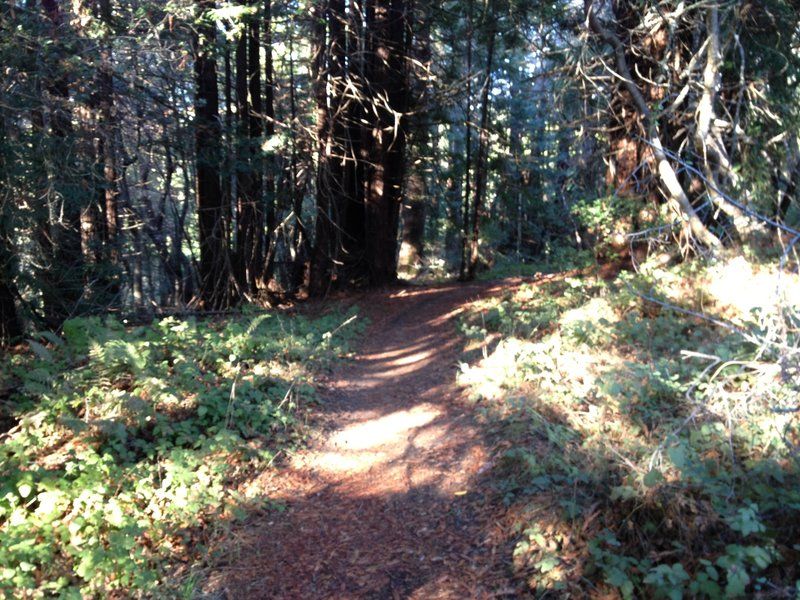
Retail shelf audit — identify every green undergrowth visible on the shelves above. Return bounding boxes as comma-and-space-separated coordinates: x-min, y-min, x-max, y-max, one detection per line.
459, 254, 800, 598
0, 306, 364, 598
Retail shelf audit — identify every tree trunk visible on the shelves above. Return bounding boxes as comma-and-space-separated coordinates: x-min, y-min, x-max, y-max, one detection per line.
234, 4, 263, 298
261, 0, 277, 286
467, 20, 496, 279
459, 0, 474, 281
37, 0, 85, 326
288, 28, 308, 292
363, 0, 408, 286
309, 0, 409, 294
0, 281, 22, 346
98, 0, 119, 271
194, 0, 232, 309
0, 206, 22, 344
399, 4, 431, 275
310, 0, 345, 296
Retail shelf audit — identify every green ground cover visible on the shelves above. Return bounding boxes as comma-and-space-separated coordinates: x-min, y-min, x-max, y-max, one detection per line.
461, 254, 800, 598
0, 306, 363, 598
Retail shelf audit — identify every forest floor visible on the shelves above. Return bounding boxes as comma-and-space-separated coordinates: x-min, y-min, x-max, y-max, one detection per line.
200, 279, 526, 599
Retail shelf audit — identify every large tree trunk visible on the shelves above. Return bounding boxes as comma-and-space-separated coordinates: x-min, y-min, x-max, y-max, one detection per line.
309, 0, 340, 297
459, 0, 474, 281
398, 4, 432, 276
288, 28, 308, 292
234, 2, 264, 298
310, 0, 355, 295
309, 0, 409, 294
261, 0, 277, 286
37, 0, 86, 326
337, 1, 367, 286
363, 0, 408, 285
0, 203, 22, 344
98, 0, 119, 270
467, 19, 495, 280
194, 0, 232, 309
0, 280, 22, 346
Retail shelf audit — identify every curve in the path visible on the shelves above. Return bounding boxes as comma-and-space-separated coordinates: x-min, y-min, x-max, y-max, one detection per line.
202, 281, 521, 600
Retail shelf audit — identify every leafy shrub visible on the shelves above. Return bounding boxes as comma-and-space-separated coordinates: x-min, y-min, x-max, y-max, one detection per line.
0, 305, 363, 598
459, 259, 800, 598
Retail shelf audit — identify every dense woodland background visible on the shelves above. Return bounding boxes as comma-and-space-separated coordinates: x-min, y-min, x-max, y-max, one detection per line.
2, 1, 800, 598
1, 0, 797, 339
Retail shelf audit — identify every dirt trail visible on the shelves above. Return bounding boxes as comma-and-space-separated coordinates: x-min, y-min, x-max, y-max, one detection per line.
202, 281, 522, 599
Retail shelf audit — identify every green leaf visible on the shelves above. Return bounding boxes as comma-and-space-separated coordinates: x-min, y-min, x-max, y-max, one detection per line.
37, 331, 65, 348
667, 445, 686, 470
643, 469, 664, 488
27, 339, 53, 363
727, 505, 765, 537
535, 555, 560, 573
35, 490, 66, 523
724, 564, 750, 597
606, 566, 630, 587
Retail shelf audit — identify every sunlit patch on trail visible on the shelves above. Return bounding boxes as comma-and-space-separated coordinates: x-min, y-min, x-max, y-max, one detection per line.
364, 345, 435, 366
282, 402, 491, 498
362, 339, 434, 361
329, 405, 438, 450
301, 404, 439, 476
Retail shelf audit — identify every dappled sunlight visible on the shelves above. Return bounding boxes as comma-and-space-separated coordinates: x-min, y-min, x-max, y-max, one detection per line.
388, 284, 463, 300
207, 282, 514, 598
706, 254, 800, 319
328, 404, 438, 451
282, 403, 487, 498
558, 296, 619, 331
361, 337, 436, 361
458, 330, 624, 409
453, 265, 800, 597
362, 345, 437, 369
458, 337, 531, 400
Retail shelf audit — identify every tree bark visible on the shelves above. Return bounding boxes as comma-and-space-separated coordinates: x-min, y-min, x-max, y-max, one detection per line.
459, 0, 474, 281
261, 0, 276, 287
37, 0, 85, 326
0, 171, 22, 343
364, 0, 408, 285
585, 0, 722, 251
288, 28, 308, 291
310, 0, 410, 294
467, 19, 496, 279
234, 2, 264, 297
194, 0, 232, 309
309, 0, 340, 297
98, 0, 119, 270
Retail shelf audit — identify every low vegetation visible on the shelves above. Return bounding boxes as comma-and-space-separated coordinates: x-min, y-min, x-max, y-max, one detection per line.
460, 253, 800, 598
3, 247, 799, 599
0, 307, 363, 598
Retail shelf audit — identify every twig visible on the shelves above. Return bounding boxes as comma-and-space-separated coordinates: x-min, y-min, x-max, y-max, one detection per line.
626, 282, 749, 338
639, 138, 800, 238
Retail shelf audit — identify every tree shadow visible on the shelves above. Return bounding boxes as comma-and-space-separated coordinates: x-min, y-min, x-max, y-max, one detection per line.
454, 277, 800, 597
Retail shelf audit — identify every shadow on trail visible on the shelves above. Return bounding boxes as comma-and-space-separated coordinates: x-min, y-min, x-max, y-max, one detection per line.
199, 281, 519, 599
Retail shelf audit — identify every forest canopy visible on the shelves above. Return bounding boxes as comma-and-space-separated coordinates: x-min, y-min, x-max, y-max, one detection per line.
1, 0, 799, 335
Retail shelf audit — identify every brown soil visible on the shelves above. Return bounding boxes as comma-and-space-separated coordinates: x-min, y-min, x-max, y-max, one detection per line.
201, 280, 528, 599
